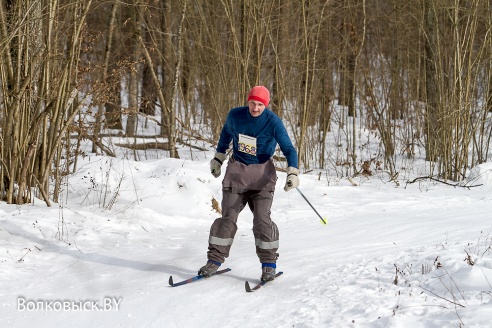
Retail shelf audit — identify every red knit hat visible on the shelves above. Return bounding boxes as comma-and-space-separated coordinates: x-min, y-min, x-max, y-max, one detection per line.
247, 86, 270, 106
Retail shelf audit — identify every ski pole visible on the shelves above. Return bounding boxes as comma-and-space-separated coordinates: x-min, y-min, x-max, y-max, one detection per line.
296, 187, 327, 225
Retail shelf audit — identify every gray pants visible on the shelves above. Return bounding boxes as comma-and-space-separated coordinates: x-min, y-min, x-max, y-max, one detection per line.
207, 188, 279, 264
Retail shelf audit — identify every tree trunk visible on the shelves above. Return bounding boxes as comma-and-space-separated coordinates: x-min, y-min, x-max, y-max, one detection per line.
423, 0, 438, 163
125, 0, 142, 137
93, 0, 119, 152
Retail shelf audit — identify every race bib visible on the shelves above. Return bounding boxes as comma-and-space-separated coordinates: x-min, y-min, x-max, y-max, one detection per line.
238, 134, 257, 156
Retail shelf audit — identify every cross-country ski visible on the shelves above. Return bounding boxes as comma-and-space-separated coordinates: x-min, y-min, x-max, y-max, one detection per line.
169, 268, 231, 287
245, 271, 284, 292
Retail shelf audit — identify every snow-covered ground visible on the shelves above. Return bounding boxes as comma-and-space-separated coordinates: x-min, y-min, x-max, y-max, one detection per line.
1, 154, 491, 328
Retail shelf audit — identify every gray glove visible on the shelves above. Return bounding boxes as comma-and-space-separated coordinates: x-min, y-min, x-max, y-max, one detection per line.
284, 166, 300, 191
210, 152, 227, 178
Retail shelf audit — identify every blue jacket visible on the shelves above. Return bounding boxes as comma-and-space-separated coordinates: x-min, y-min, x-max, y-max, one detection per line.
216, 106, 298, 168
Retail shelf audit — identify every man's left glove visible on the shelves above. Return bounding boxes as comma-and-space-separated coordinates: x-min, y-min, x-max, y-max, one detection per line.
210, 152, 227, 178
284, 166, 299, 191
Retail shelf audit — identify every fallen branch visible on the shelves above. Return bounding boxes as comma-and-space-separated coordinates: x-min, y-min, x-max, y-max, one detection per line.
406, 176, 482, 189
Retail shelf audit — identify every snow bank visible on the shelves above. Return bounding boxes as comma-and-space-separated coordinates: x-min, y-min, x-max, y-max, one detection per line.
466, 162, 492, 187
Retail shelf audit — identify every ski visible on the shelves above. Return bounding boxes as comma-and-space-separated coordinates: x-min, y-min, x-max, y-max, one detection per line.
169, 268, 231, 287
245, 271, 283, 292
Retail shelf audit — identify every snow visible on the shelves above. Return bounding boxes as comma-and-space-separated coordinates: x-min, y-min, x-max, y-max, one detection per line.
1, 153, 492, 328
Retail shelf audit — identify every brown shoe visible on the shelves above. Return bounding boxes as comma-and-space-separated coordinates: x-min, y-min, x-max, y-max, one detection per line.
261, 266, 276, 282
198, 260, 220, 277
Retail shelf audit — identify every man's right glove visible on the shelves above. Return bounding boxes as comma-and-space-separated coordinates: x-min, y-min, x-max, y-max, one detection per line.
210, 152, 227, 178
284, 166, 300, 191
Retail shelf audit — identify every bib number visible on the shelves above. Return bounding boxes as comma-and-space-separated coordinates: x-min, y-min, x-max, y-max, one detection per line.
238, 134, 257, 156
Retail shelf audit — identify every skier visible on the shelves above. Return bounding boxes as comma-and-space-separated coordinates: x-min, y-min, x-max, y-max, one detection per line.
198, 86, 299, 282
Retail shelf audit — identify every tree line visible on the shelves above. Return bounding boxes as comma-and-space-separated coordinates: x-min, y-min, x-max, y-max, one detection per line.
1, 0, 491, 205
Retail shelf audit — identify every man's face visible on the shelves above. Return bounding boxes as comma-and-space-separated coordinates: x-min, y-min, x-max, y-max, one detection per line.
248, 100, 266, 117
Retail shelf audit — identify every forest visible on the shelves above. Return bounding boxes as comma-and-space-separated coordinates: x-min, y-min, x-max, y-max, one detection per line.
1, 0, 491, 206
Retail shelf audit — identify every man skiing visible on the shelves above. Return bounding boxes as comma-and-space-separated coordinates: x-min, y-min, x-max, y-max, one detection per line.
198, 86, 299, 282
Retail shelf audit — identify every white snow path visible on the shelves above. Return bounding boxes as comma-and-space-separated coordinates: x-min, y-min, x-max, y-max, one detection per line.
1, 158, 491, 328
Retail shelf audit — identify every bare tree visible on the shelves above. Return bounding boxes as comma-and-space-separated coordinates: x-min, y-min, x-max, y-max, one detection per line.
0, 0, 93, 205
2, 0, 492, 208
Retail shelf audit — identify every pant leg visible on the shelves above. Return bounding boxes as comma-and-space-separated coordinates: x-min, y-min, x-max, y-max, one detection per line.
247, 190, 279, 264
207, 189, 247, 263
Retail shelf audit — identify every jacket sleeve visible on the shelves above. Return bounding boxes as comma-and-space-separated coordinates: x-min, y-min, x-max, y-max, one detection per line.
216, 113, 233, 154
274, 121, 298, 168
